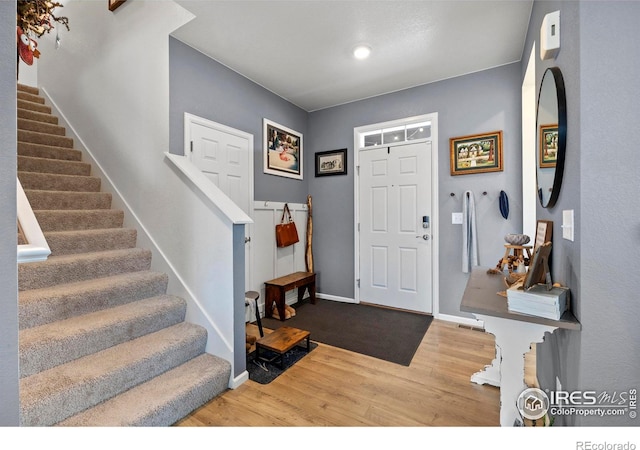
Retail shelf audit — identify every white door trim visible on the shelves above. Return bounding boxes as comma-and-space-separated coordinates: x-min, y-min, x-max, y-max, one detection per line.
353, 113, 439, 317
184, 112, 255, 289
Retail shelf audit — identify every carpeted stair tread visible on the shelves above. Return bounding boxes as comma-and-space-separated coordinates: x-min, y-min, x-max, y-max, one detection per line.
18, 108, 59, 125
25, 189, 112, 210
18, 248, 152, 291
58, 353, 231, 427
45, 228, 137, 256
19, 141, 82, 161
18, 171, 101, 192
19, 322, 208, 426
20, 295, 187, 378
17, 91, 45, 104
34, 209, 124, 231
17, 99, 51, 115
18, 83, 39, 95
18, 129, 74, 148
18, 155, 91, 176
19, 270, 169, 330
18, 117, 66, 136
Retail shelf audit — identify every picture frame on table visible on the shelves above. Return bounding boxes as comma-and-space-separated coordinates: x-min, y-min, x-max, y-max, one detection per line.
263, 119, 303, 180
315, 149, 347, 177
450, 130, 503, 176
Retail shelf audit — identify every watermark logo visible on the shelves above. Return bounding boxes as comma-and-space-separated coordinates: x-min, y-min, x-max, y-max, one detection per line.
517, 387, 550, 420
518, 387, 637, 420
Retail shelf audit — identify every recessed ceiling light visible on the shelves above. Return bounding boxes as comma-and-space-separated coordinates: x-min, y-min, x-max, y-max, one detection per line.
353, 45, 371, 60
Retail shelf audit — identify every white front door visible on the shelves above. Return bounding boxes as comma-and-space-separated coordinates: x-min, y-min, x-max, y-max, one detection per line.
359, 142, 433, 313
185, 114, 254, 289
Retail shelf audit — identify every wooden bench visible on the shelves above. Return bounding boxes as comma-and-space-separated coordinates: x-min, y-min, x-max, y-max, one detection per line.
264, 271, 316, 321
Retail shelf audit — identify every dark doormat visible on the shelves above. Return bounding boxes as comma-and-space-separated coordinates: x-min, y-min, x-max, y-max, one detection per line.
247, 342, 318, 384
261, 299, 433, 366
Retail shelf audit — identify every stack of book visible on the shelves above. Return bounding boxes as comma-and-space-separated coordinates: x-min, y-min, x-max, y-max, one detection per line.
507, 283, 569, 320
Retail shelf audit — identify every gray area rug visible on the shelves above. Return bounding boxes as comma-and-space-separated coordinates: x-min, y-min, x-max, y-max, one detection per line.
261, 299, 432, 366
247, 342, 318, 384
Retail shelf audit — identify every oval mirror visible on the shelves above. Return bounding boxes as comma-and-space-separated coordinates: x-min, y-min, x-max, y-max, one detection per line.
536, 67, 566, 208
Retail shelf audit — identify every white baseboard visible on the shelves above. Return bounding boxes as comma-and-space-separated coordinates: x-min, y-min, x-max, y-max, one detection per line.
316, 293, 357, 304
230, 370, 248, 389
436, 313, 484, 329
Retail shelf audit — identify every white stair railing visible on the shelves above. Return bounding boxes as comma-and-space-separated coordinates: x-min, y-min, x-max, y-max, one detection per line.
17, 178, 51, 263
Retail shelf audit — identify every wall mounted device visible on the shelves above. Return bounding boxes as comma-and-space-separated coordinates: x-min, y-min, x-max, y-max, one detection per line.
540, 10, 560, 60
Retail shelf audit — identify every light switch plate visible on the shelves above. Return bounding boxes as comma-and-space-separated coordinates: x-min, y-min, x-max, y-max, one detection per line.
562, 209, 574, 241
452, 212, 463, 224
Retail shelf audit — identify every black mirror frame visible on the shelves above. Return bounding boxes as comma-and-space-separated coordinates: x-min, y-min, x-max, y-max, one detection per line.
536, 67, 567, 209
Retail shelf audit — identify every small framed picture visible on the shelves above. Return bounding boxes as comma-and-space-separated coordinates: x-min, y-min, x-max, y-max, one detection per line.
450, 130, 503, 176
539, 124, 558, 168
108, 0, 126, 11
264, 119, 303, 180
315, 149, 347, 177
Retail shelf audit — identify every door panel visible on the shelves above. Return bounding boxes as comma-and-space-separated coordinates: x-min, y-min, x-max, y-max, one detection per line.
186, 116, 253, 290
359, 142, 432, 313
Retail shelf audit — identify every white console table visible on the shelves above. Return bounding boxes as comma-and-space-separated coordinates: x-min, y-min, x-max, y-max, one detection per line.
460, 267, 581, 426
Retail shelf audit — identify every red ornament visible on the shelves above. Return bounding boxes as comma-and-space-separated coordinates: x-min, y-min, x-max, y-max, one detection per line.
17, 27, 40, 66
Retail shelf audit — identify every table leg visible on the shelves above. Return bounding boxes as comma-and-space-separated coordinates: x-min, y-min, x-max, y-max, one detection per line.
474, 314, 557, 426
309, 279, 316, 304
265, 285, 275, 318
253, 297, 264, 337
274, 287, 287, 321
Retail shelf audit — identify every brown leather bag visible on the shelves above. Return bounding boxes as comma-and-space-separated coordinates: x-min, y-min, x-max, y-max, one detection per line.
275, 203, 299, 248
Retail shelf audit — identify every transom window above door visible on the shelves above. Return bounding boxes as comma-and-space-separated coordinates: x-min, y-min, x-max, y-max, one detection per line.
360, 120, 431, 148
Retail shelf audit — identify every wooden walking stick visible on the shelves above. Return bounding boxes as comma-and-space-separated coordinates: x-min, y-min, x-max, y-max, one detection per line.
305, 195, 314, 273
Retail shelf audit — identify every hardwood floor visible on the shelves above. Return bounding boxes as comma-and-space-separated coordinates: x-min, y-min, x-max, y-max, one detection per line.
175, 319, 502, 427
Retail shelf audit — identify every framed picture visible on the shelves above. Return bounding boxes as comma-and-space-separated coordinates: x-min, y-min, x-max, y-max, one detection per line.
263, 119, 303, 180
539, 124, 558, 168
524, 241, 553, 290
315, 149, 347, 177
108, 0, 126, 11
534, 219, 553, 250
449, 130, 503, 176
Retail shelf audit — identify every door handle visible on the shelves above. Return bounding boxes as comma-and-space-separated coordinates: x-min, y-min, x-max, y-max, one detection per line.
245, 237, 251, 244
416, 235, 430, 241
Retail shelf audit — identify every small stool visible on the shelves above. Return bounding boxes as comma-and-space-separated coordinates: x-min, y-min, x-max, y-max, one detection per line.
498, 244, 533, 273
245, 290, 264, 338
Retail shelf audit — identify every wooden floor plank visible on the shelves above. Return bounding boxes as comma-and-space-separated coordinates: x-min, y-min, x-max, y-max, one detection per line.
176, 319, 504, 427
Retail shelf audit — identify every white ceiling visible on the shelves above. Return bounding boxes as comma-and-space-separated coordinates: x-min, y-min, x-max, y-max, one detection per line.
172, 1, 533, 112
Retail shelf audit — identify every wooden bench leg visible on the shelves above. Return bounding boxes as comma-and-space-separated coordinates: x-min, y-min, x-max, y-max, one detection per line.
266, 285, 287, 321
296, 281, 316, 305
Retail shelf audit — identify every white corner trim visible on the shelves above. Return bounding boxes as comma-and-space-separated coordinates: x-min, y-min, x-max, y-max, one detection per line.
437, 313, 485, 329
164, 152, 252, 225
230, 370, 249, 389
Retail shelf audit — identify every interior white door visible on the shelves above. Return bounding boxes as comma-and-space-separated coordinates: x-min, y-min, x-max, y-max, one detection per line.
186, 115, 253, 289
359, 142, 432, 313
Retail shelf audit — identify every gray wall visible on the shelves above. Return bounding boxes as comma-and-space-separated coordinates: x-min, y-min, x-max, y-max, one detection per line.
0, 0, 20, 426
309, 64, 523, 312
170, 35, 523, 316
530, 0, 640, 426
169, 37, 309, 204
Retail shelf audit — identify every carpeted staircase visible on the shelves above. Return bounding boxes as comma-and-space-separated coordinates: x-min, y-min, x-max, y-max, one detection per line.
16, 83, 231, 426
